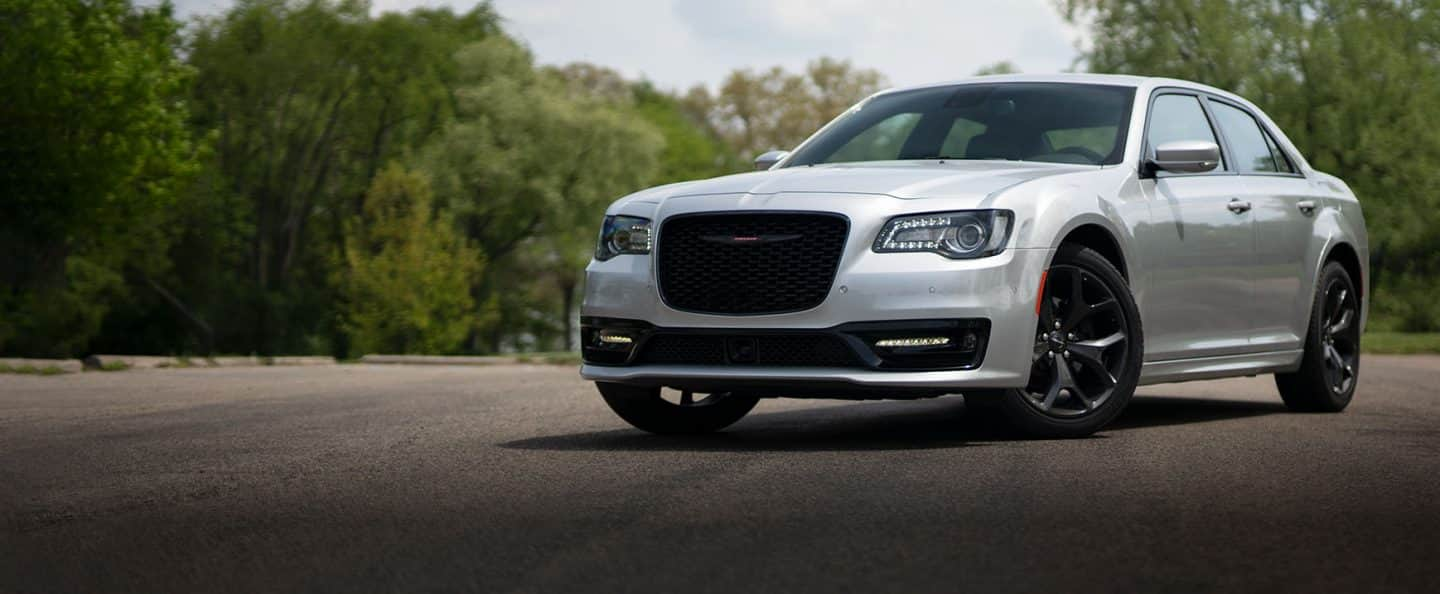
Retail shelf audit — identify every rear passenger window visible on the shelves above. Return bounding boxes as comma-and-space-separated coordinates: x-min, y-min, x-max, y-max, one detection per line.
1210, 101, 1281, 173
1261, 129, 1297, 173
1147, 94, 1224, 170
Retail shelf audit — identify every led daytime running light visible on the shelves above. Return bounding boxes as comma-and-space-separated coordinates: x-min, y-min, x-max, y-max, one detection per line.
874, 336, 951, 348
598, 332, 634, 344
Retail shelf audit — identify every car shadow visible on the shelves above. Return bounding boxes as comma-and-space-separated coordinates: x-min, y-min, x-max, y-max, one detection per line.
498, 395, 1286, 453
504, 399, 988, 453
1109, 395, 1287, 431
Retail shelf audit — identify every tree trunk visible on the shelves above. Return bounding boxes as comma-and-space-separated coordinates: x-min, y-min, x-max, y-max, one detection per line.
561, 280, 576, 351
144, 276, 215, 356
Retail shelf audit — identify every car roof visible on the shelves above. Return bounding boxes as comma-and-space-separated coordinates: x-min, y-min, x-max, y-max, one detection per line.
875, 73, 1246, 105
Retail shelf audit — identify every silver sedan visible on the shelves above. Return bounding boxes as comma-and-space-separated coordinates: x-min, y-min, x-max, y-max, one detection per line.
580, 74, 1368, 438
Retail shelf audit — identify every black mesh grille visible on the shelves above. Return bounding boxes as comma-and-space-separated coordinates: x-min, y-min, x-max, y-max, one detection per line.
635, 334, 864, 367
755, 335, 860, 366
657, 213, 848, 314
635, 335, 727, 365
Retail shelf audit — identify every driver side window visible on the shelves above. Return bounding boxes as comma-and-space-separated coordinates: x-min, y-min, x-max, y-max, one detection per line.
1147, 94, 1225, 172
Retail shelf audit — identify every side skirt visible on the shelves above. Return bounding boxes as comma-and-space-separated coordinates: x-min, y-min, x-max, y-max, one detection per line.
1139, 350, 1304, 386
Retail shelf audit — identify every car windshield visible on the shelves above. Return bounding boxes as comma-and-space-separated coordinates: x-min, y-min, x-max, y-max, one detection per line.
784, 82, 1137, 167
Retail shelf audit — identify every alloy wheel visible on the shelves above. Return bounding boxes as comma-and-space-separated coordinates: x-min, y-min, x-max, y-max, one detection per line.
659, 388, 727, 408
1023, 265, 1130, 418
1319, 280, 1359, 395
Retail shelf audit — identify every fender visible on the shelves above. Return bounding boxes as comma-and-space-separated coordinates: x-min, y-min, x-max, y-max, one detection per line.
1045, 212, 1136, 278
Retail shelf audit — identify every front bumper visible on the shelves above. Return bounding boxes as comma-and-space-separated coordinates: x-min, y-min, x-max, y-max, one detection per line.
583, 318, 992, 369
580, 242, 1054, 393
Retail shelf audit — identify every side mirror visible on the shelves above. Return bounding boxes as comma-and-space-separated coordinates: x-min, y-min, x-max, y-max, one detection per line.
754, 150, 789, 171
1150, 140, 1220, 174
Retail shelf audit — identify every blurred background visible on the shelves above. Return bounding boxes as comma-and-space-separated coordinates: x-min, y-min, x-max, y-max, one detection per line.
3, 0, 1438, 360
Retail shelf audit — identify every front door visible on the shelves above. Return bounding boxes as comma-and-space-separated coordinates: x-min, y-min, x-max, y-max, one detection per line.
1136, 92, 1256, 361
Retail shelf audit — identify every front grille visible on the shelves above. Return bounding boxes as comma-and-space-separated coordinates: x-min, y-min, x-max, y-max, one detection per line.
657, 212, 848, 315
635, 334, 864, 367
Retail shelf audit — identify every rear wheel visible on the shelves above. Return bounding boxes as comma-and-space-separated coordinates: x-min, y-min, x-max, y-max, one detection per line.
997, 245, 1144, 438
1275, 262, 1360, 412
598, 382, 759, 434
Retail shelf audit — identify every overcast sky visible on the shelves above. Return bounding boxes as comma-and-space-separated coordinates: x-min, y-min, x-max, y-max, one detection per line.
167, 0, 1088, 92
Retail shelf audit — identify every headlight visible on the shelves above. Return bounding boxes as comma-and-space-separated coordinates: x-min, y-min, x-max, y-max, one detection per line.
595, 215, 652, 261
872, 210, 1013, 259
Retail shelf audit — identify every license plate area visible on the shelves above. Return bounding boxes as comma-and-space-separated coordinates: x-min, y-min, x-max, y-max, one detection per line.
725, 337, 758, 364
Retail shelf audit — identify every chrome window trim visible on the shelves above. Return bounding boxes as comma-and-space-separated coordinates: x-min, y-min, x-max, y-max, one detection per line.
1140, 87, 1235, 179
1200, 95, 1307, 180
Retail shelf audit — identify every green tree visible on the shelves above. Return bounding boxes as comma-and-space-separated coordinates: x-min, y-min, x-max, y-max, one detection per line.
1062, 0, 1440, 330
186, 0, 497, 354
684, 57, 887, 159
340, 165, 481, 356
0, 0, 196, 357
632, 82, 743, 183
549, 64, 741, 183
420, 38, 663, 351
975, 61, 1021, 75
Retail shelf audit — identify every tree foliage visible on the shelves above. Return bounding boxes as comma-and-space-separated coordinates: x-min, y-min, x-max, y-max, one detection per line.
0, 0, 195, 357
340, 165, 481, 356
683, 57, 888, 159
975, 61, 1021, 75
416, 39, 663, 351
184, 0, 500, 354
1063, 0, 1440, 330
631, 82, 744, 184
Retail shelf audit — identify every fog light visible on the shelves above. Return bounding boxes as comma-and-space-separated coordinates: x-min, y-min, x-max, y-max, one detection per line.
958, 332, 979, 351
874, 337, 951, 348
598, 332, 634, 345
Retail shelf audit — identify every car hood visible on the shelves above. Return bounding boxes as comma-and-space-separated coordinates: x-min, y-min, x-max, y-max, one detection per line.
614, 160, 1098, 210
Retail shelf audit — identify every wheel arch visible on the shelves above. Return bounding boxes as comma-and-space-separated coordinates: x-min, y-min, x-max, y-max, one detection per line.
1054, 221, 1129, 281
1324, 242, 1364, 305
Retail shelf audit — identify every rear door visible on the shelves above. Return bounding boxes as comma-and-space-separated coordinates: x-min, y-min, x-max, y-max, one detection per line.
1136, 92, 1256, 361
1205, 99, 1316, 352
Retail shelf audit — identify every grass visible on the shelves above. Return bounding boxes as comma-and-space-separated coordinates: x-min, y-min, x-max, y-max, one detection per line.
96, 361, 131, 371
0, 363, 69, 375
1362, 332, 1440, 354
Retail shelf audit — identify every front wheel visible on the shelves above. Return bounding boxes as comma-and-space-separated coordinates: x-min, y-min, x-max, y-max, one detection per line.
598, 382, 759, 434
1275, 262, 1360, 412
997, 245, 1144, 438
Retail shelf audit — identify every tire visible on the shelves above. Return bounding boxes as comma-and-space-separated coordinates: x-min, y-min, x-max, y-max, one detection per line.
997, 244, 1144, 438
1275, 262, 1360, 412
597, 382, 759, 434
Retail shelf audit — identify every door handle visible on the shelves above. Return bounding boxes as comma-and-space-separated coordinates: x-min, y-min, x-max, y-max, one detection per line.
1297, 200, 1317, 215
1227, 199, 1252, 214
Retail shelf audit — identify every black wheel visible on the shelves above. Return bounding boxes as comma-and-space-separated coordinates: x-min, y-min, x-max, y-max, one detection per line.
998, 245, 1144, 438
597, 382, 759, 434
1275, 262, 1360, 412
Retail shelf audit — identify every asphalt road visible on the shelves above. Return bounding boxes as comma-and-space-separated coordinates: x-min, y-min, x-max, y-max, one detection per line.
3, 358, 1440, 594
